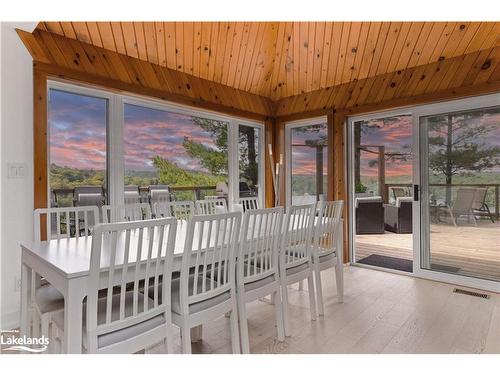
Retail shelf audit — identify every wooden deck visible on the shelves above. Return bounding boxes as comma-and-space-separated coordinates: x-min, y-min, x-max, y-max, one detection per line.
355, 221, 500, 282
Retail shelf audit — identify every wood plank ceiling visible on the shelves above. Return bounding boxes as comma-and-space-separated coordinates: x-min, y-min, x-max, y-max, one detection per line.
37, 22, 500, 101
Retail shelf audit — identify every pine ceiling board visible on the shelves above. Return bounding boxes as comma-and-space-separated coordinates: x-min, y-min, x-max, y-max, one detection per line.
143, 22, 158, 66
298, 22, 309, 94
394, 22, 425, 72
304, 22, 316, 92
71, 22, 92, 45
406, 22, 434, 68
35, 29, 70, 68
86, 22, 103, 48
212, 22, 228, 83
374, 71, 397, 103
60, 22, 77, 39
311, 22, 326, 91
220, 22, 236, 86
191, 22, 202, 77
235, 22, 256, 90
342, 21, 361, 83
356, 22, 382, 82
412, 60, 442, 96
155, 22, 167, 67
424, 56, 457, 94
230, 22, 250, 89
447, 49, 483, 89
283, 22, 295, 99
199, 22, 212, 80
245, 22, 268, 91
269, 22, 287, 99
375, 22, 403, 76
439, 22, 471, 59
164, 22, 176, 70
384, 22, 412, 74
15, 29, 51, 64
367, 22, 391, 78
96, 22, 116, 52
345, 78, 366, 108
437, 54, 466, 91
427, 22, 457, 62
134, 22, 148, 61
110, 22, 127, 55
350, 74, 376, 107
461, 48, 495, 87
319, 22, 333, 89
453, 22, 483, 57
416, 22, 447, 66
254, 22, 279, 96
225, 22, 243, 87
349, 22, 370, 82
175, 22, 185, 73
79, 42, 109, 77
381, 69, 406, 102
120, 22, 138, 59
474, 46, 500, 84
45, 22, 65, 36
487, 53, 500, 82
100, 47, 134, 84
335, 22, 350, 86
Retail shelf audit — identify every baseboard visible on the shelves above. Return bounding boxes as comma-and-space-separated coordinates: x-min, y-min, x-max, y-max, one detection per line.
1, 310, 20, 330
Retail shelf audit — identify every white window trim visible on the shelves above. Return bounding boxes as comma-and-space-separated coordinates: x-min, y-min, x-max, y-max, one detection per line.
47, 80, 265, 209
284, 116, 328, 207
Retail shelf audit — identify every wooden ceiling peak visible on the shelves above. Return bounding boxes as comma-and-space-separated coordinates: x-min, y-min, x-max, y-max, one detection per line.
36, 22, 500, 100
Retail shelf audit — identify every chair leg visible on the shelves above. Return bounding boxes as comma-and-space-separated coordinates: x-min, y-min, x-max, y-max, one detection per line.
229, 300, 241, 354
180, 322, 192, 354
307, 275, 317, 321
237, 295, 250, 354
335, 262, 344, 303
281, 283, 291, 337
273, 290, 285, 342
164, 314, 174, 354
314, 269, 324, 316
298, 280, 303, 291
40, 313, 50, 354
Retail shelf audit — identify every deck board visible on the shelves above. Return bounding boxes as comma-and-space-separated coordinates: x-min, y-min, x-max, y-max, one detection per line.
355, 221, 500, 281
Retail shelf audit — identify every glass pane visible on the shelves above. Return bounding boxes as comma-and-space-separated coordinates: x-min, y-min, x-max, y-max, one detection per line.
421, 106, 500, 281
48, 89, 108, 208
239, 125, 260, 199
352, 114, 413, 272
123, 104, 229, 202
290, 123, 328, 205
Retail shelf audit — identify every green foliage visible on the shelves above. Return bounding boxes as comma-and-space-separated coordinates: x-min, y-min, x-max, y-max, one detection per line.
152, 156, 225, 187
355, 181, 368, 193
50, 164, 105, 189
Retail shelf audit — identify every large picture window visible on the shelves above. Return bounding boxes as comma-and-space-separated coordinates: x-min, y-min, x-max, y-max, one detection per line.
48, 88, 109, 208
47, 81, 264, 208
287, 119, 328, 205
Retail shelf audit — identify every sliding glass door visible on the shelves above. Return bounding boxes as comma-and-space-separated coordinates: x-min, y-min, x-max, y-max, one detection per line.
419, 102, 500, 284
349, 112, 415, 273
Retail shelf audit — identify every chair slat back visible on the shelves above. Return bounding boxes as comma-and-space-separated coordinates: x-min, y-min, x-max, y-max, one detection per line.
472, 188, 488, 210
239, 197, 260, 212
314, 200, 343, 257
86, 218, 177, 351
154, 201, 194, 220
195, 198, 228, 215
179, 212, 241, 312
238, 207, 283, 286
452, 188, 476, 213
33, 206, 99, 242
281, 204, 316, 269
101, 203, 152, 223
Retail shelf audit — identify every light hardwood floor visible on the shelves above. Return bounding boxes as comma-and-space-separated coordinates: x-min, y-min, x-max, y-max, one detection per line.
355, 221, 500, 281
148, 266, 500, 354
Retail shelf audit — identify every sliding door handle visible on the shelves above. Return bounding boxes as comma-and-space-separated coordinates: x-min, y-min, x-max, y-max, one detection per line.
413, 184, 419, 201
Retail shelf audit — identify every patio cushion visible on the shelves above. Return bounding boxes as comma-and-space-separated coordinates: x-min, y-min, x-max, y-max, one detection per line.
52, 291, 165, 350
35, 284, 64, 314
285, 262, 309, 276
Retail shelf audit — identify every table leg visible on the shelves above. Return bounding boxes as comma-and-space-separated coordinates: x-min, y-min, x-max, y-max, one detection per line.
63, 279, 85, 354
20, 262, 33, 337
191, 325, 203, 343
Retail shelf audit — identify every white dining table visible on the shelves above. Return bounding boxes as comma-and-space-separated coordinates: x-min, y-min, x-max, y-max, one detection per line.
19, 220, 198, 354
20, 214, 331, 353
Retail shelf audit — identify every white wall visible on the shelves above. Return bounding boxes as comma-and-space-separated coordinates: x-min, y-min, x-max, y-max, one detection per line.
0, 22, 37, 329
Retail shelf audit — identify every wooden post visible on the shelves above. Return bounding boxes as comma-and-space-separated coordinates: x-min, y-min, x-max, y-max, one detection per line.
378, 146, 386, 201
34, 68, 48, 240
495, 185, 499, 220
316, 145, 324, 200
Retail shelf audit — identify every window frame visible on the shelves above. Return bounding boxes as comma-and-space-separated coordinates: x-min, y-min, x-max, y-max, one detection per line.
47, 80, 265, 209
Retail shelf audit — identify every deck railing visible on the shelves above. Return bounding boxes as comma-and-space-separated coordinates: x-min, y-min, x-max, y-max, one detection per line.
384, 183, 500, 219
51, 185, 218, 206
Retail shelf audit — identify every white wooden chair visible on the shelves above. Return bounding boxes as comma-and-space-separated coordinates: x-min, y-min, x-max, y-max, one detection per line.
280, 204, 317, 336
236, 207, 285, 353
171, 212, 241, 354
32, 206, 100, 352
312, 200, 344, 315
101, 203, 152, 223
239, 197, 260, 212
195, 198, 228, 215
51, 218, 178, 353
153, 201, 195, 220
